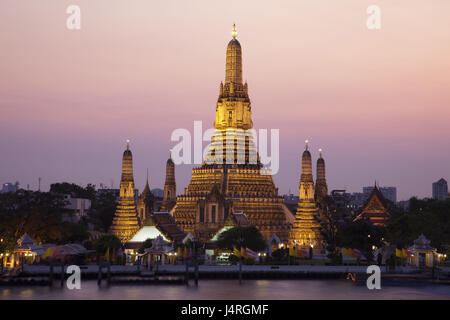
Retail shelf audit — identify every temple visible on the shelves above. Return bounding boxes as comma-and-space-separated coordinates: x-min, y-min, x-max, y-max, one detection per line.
109, 140, 140, 243
172, 25, 293, 243
354, 184, 390, 226
289, 141, 324, 252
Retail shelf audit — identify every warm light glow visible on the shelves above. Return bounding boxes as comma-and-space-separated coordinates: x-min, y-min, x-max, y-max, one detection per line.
231, 23, 237, 39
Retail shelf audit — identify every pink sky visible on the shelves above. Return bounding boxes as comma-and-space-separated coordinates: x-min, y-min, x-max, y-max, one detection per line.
1, 0, 450, 200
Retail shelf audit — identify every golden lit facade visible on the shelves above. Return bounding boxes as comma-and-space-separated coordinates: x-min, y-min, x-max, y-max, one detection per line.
110, 141, 140, 243
172, 26, 292, 243
289, 141, 324, 251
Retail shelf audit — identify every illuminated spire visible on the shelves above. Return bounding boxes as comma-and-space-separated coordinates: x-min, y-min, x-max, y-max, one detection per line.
126, 139, 130, 150
225, 25, 242, 85
231, 23, 237, 39
319, 148, 322, 158
305, 139, 309, 151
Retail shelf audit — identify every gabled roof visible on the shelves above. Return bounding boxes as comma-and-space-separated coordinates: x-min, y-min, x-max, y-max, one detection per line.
128, 212, 186, 244
354, 186, 390, 225
17, 233, 34, 246
152, 212, 186, 242
129, 226, 169, 242
363, 186, 389, 210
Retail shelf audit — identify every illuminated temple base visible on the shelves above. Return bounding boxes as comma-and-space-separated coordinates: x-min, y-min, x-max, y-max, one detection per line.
110, 198, 140, 243
173, 163, 293, 243
289, 200, 324, 252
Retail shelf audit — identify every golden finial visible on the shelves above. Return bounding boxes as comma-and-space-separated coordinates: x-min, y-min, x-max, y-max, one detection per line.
231, 23, 237, 39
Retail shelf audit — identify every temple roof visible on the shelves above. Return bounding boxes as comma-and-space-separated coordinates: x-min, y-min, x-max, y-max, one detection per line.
409, 234, 436, 251
140, 176, 153, 200
17, 233, 34, 246
354, 185, 390, 225
129, 226, 168, 242
152, 212, 186, 242
362, 185, 389, 210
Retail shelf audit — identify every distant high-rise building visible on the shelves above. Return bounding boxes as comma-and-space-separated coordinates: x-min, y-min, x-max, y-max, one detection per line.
350, 192, 365, 208
363, 185, 397, 203
330, 190, 351, 209
1, 182, 19, 193
432, 178, 448, 200
330, 190, 353, 221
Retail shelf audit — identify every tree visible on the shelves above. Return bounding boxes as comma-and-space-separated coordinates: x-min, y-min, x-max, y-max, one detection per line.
317, 195, 349, 264
50, 182, 96, 200
317, 196, 339, 248
215, 226, 266, 252
61, 222, 90, 244
92, 234, 122, 256
336, 219, 385, 262
138, 238, 153, 254
386, 197, 450, 251
89, 192, 117, 232
0, 190, 69, 244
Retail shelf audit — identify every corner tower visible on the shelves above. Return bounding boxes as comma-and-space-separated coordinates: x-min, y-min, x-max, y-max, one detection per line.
289, 140, 324, 251
110, 140, 140, 243
161, 154, 176, 211
315, 148, 328, 204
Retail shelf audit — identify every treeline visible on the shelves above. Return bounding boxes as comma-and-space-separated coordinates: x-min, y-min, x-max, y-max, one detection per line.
321, 196, 450, 262
0, 183, 117, 251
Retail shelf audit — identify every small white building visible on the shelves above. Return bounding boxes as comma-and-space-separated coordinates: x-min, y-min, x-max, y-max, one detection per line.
408, 234, 437, 268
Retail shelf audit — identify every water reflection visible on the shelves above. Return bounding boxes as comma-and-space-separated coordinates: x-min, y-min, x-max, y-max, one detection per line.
0, 280, 449, 300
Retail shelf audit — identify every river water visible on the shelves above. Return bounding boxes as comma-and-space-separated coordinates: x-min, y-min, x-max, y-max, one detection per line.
1, 280, 449, 300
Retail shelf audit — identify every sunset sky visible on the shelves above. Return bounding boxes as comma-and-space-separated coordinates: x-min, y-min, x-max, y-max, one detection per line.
1, 0, 449, 200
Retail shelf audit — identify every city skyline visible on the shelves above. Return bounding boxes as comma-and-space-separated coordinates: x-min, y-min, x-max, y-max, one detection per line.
1, 1, 450, 201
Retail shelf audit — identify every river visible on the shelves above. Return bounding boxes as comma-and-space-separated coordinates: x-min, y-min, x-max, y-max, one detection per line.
1, 279, 449, 300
